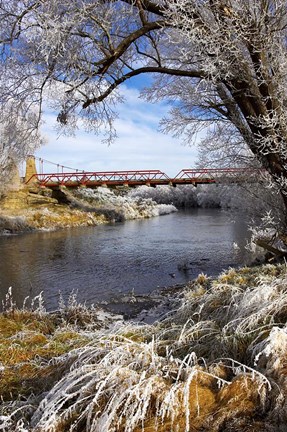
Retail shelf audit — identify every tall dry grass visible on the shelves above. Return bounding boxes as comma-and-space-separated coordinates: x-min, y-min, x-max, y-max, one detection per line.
1, 265, 287, 431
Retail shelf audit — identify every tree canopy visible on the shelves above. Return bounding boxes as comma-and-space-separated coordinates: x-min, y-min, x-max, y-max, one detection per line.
1, 1, 287, 212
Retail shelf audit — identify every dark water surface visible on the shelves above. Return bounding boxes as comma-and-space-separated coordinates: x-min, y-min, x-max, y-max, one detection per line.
0, 209, 252, 311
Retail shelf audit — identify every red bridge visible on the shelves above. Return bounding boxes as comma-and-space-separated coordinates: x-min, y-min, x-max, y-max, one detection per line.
25, 160, 263, 188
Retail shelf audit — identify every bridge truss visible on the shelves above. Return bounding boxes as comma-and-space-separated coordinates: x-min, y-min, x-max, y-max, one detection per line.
25, 167, 263, 188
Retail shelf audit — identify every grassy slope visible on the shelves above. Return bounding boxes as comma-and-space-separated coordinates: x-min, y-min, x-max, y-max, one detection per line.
0, 188, 109, 233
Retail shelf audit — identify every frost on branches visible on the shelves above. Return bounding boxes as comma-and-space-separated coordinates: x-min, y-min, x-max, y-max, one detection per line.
0, 101, 44, 189
1, 1, 287, 236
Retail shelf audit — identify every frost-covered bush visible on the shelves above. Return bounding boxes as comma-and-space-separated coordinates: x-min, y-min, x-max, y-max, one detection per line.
196, 185, 222, 208
74, 187, 177, 220
195, 183, 256, 208
127, 182, 277, 212
127, 185, 198, 208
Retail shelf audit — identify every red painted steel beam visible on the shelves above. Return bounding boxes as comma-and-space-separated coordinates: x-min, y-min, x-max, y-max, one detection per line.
25, 167, 264, 187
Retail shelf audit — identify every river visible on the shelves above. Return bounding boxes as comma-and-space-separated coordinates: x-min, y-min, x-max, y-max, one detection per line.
0, 208, 253, 312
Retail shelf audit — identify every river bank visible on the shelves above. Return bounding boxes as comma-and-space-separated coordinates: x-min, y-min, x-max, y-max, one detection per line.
0, 186, 178, 234
1, 263, 287, 431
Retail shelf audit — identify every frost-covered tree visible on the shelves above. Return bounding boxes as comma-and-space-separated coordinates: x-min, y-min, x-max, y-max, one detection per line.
1, 1, 287, 227
0, 100, 44, 188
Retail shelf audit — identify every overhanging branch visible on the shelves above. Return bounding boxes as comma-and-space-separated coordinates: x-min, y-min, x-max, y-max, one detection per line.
82, 66, 205, 108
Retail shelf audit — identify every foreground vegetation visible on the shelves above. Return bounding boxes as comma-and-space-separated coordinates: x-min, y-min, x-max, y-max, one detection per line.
1, 264, 287, 431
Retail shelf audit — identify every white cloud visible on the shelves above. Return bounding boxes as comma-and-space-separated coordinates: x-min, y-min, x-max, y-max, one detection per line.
36, 85, 198, 177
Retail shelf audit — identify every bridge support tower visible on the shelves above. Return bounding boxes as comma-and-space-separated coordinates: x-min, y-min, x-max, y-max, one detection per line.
25, 156, 38, 184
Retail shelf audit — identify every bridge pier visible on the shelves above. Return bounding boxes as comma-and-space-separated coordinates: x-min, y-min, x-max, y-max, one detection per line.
25, 156, 38, 184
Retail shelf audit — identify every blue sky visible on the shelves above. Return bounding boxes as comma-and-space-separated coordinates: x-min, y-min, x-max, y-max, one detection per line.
36, 82, 198, 177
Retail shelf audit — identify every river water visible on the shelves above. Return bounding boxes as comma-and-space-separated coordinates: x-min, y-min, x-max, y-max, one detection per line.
0, 208, 253, 312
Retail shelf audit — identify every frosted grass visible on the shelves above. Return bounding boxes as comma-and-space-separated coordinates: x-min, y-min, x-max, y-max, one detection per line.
2, 265, 287, 431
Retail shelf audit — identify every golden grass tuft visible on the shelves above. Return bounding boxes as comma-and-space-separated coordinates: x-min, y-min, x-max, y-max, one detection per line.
0, 310, 91, 401
133, 371, 263, 432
